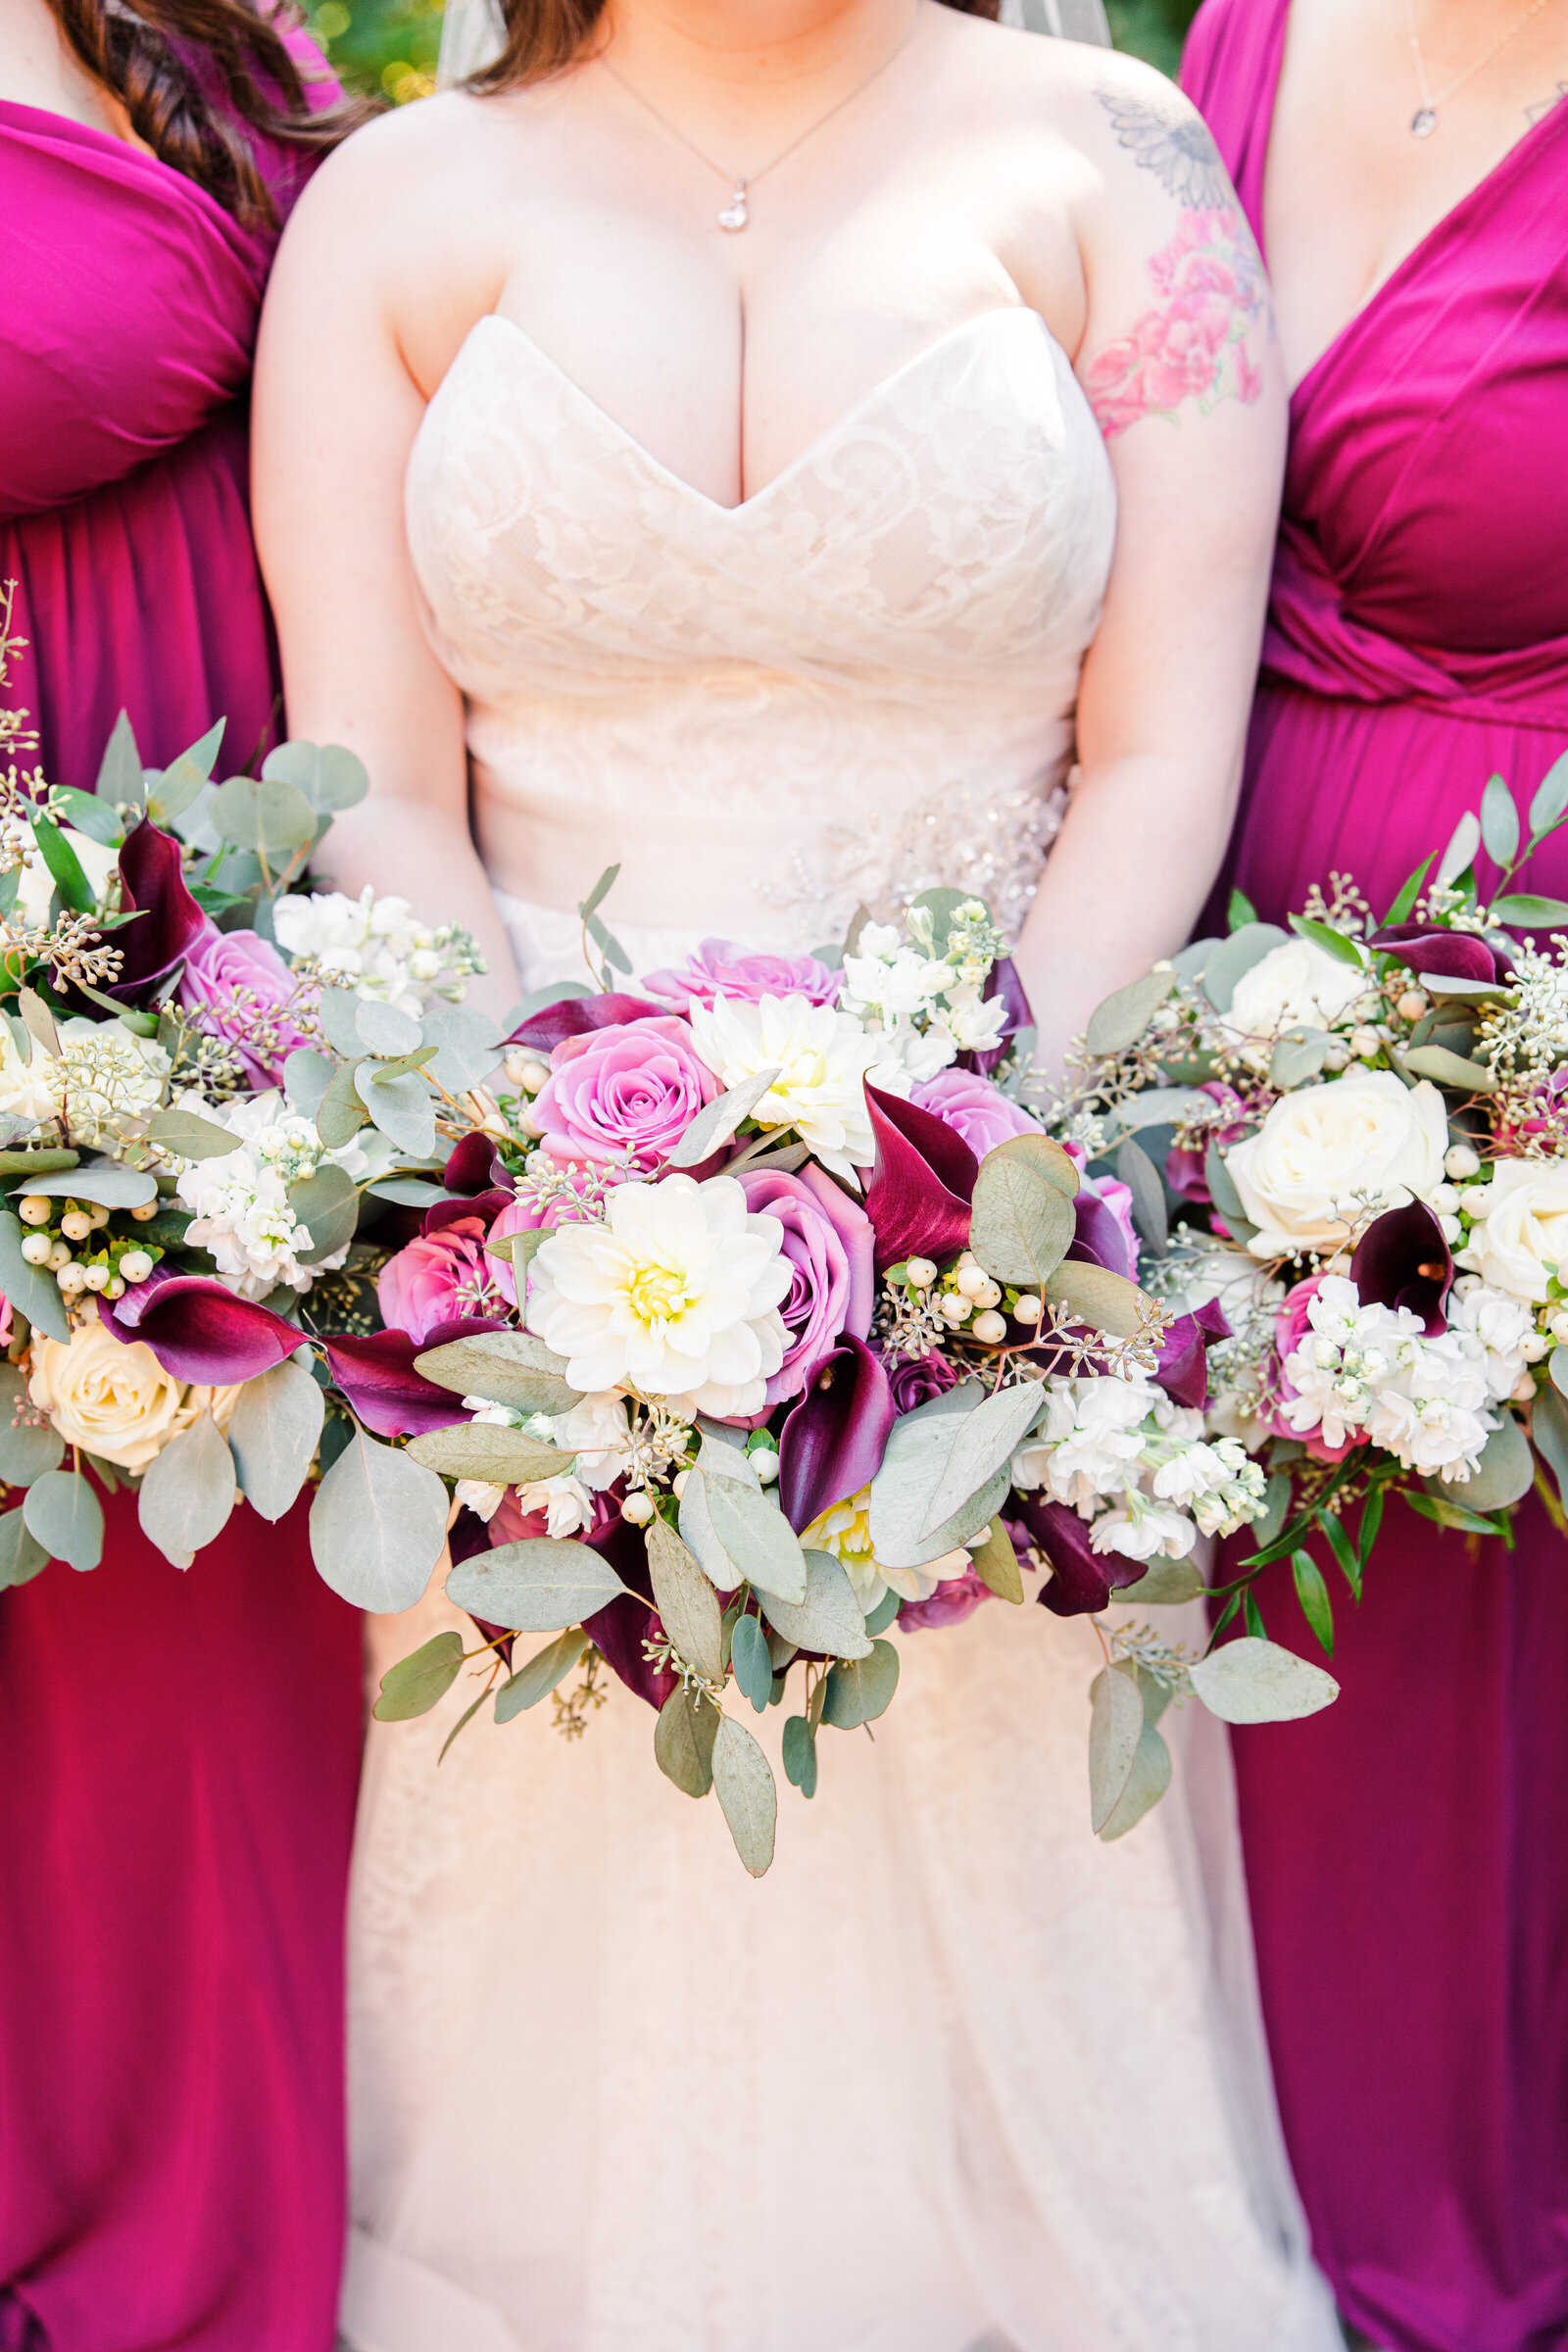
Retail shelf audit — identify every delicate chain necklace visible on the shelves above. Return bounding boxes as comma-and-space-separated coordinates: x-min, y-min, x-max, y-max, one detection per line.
599, 7, 921, 231
1404, 0, 1557, 134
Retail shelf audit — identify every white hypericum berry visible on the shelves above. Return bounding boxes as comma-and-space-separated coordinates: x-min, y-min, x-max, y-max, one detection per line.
46, 1241, 70, 1271
971, 1310, 1008, 1344
1012, 1294, 1044, 1325
1445, 1144, 1482, 1181
19, 1232, 51, 1266
119, 1250, 154, 1285
671, 1469, 690, 1499
955, 1264, 991, 1298
1396, 990, 1428, 1022
61, 1210, 93, 1242
18, 1197, 51, 1227
619, 1491, 655, 1526
57, 1263, 86, 1296
81, 1265, 109, 1294
129, 1201, 159, 1223
751, 1446, 780, 1486
939, 1292, 972, 1325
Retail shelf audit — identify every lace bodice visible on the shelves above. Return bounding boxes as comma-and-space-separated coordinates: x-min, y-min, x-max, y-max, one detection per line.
405, 307, 1116, 948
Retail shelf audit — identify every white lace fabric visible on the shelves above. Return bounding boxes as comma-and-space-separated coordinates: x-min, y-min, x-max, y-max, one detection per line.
405, 309, 1113, 947
344, 306, 1344, 2352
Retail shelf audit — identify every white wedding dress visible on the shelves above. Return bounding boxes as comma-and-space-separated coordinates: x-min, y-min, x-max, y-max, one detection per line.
341, 306, 1343, 2352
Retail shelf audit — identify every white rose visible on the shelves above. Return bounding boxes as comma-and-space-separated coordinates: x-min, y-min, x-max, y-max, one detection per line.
6, 820, 119, 931
687, 993, 881, 1179
0, 1023, 62, 1125
28, 1321, 239, 1475
1225, 1071, 1447, 1257
1456, 1159, 1568, 1303
1224, 939, 1367, 1065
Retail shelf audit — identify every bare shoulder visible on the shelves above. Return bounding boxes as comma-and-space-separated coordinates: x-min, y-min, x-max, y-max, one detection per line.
277, 86, 522, 251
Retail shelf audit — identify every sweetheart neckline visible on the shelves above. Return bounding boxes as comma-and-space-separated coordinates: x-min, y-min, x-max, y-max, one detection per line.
450, 306, 1089, 516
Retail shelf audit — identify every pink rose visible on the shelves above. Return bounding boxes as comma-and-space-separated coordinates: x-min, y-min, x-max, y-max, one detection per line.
737, 1165, 874, 1411
910, 1068, 1042, 1161
532, 1016, 717, 1172
377, 1215, 507, 1346
179, 922, 313, 1085
640, 940, 841, 1012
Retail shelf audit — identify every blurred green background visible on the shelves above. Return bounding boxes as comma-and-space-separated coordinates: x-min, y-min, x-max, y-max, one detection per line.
311, 0, 1200, 114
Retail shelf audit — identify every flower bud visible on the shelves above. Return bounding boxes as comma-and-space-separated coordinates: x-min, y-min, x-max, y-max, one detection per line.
620, 1491, 654, 1526
120, 1250, 154, 1285
956, 1250, 977, 1271
61, 1210, 93, 1242
970, 1309, 1007, 1344
1520, 1332, 1550, 1363
19, 1232, 51, 1266
1445, 1144, 1482, 1181
129, 1201, 159, 1223
17, 1197, 51, 1227
1349, 1026, 1384, 1059
1429, 1184, 1459, 1214
1012, 1294, 1044, 1325
1513, 1370, 1540, 1403
504, 1053, 550, 1094
1550, 1309, 1568, 1345
1439, 1213, 1462, 1244
904, 1257, 937, 1289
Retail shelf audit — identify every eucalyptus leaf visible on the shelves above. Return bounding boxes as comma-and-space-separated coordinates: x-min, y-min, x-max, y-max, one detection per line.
665, 1067, 783, 1168
315, 1062, 368, 1150
1424, 974, 1511, 1004
226, 1359, 325, 1523
756, 1545, 872, 1658
147, 750, 213, 825
1286, 913, 1368, 970
868, 1391, 1010, 1570
916, 1379, 1049, 1541
23, 1468, 104, 1571
1118, 1086, 1208, 1132
654, 1684, 719, 1797
1115, 1134, 1167, 1257
645, 1513, 724, 1682
1098, 1722, 1172, 1841
1432, 1411, 1535, 1512
1401, 1046, 1497, 1093
495, 1627, 589, 1722
261, 741, 368, 813
710, 1714, 777, 1876
354, 1060, 436, 1158
9, 1162, 157, 1210
137, 1411, 236, 1567
407, 1423, 568, 1484
820, 1638, 899, 1729
369, 1178, 464, 1208
1480, 772, 1521, 868
1551, 1344, 1568, 1400
421, 1002, 502, 1095
32, 824, 92, 915
862, 1586, 902, 1636
781, 1713, 818, 1798
678, 1466, 808, 1602
282, 1048, 335, 1120
210, 774, 317, 857
1200, 923, 1290, 1014
0, 1209, 70, 1340
0, 1148, 75, 1178
695, 1427, 760, 1488
0, 1366, 64, 1487
308, 1430, 449, 1610
1268, 1028, 1332, 1091
730, 1612, 773, 1712
1532, 1382, 1568, 1500
318, 988, 367, 1058
1204, 1145, 1250, 1229
578, 864, 621, 923
1117, 1556, 1205, 1606
18, 988, 60, 1060
145, 1104, 240, 1160
969, 1516, 1024, 1604
415, 1331, 583, 1414
49, 790, 122, 847
969, 1135, 1077, 1287
0, 1504, 48, 1589
1088, 1663, 1145, 1834
1437, 809, 1482, 889
355, 997, 423, 1058
1040, 1260, 1152, 1339
1528, 751, 1568, 843
1491, 893, 1568, 930
1084, 969, 1173, 1059
437, 1690, 488, 1763
1188, 1636, 1340, 1724
445, 1536, 626, 1632
371, 1629, 466, 1721
287, 1163, 360, 1265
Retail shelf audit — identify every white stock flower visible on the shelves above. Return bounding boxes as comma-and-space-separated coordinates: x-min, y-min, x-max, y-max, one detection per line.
1455, 1159, 1568, 1304
861, 1019, 953, 1086
1446, 1283, 1536, 1401
514, 1471, 595, 1539
524, 1172, 791, 1418
1226, 1071, 1447, 1257
1224, 939, 1367, 1065
839, 947, 951, 1023
454, 1477, 507, 1520
1280, 1276, 1496, 1477
1012, 1378, 1148, 1509
687, 993, 880, 1178
175, 1090, 368, 1299
0, 1022, 63, 1125
551, 1391, 630, 1491
931, 985, 1009, 1057
271, 886, 374, 966
1090, 1499, 1198, 1563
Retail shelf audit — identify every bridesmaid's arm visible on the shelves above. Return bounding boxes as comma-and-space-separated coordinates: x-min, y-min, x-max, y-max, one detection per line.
1013, 55, 1286, 1078
252, 111, 522, 1021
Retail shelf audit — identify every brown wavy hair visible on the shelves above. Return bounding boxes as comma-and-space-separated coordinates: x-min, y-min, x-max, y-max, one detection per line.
47, 0, 368, 225
472, 0, 997, 92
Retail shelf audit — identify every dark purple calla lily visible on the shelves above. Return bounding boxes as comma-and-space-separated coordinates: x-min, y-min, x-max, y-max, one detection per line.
1068, 1189, 1138, 1280
1371, 924, 1510, 986
98, 1269, 302, 1384
109, 820, 211, 1000
1015, 1492, 1148, 1619
966, 956, 1033, 1079
778, 1335, 896, 1532
1154, 1297, 1232, 1411
322, 1328, 474, 1438
862, 1084, 977, 1276
505, 993, 667, 1055
422, 1191, 514, 1242
1349, 1200, 1452, 1335
583, 1514, 677, 1709
443, 1132, 512, 1197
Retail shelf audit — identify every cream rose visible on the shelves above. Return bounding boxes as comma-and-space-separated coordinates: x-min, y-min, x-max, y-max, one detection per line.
28, 1320, 240, 1474
1224, 939, 1368, 1067
1225, 1070, 1447, 1257
1455, 1159, 1568, 1304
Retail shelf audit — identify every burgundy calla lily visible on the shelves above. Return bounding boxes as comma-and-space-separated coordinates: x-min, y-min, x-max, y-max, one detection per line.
1154, 1297, 1232, 1411
778, 1335, 896, 1532
1349, 1200, 1453, 1335
1015, 1492, 1148, 1619
322, 1328, 475, 1438
967, 956, 1033, 1078
862, 1084, 977, 1275
110, 819, 211, 999
505, 993, 667, 1055
1371, 924, 1510, 986
423, 1191, 514, 1241
442, 1132, 512, 1197
1068, 1189, 1137, 1280
98, 1269, 302, 1384
583, 1515, 677, 1709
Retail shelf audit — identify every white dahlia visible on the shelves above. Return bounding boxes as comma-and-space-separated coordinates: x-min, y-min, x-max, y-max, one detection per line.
686, 993, 881, 1180
524, 1173, 791, 1418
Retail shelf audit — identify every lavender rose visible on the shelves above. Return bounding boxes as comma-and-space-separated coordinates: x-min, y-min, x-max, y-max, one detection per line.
910, 1067, 1042, 1160
378, 1216, 506, 1345
179, 922, 312, 1084
532, 1015, 718, 1172
886, 1349, 959, 1414
641, 939, 842, 1012
737, 1165, 874, 1411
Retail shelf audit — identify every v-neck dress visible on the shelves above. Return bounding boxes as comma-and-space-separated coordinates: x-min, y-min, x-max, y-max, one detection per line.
0, 65, 363, 2352
1183, 6, 1568, 2349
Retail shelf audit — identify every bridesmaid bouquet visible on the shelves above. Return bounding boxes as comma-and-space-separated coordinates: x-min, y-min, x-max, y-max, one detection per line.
1056, 760, 1568, 1663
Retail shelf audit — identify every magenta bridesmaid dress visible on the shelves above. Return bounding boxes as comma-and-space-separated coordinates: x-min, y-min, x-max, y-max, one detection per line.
1183, 6, 1568, 2349
0, 56, 362, 2352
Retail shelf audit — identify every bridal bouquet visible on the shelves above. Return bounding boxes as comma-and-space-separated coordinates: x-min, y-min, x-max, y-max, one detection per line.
1054, 760, 1568, 1661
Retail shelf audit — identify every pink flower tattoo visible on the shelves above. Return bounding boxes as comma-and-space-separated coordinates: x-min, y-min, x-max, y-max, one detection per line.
1087, 205, 1268, 440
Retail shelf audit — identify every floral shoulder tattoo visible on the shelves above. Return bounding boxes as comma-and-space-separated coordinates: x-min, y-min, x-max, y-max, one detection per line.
1086, 89, 1270, 441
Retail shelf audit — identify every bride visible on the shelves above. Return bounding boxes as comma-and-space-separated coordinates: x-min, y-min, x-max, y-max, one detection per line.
255, 0, 1341, 2343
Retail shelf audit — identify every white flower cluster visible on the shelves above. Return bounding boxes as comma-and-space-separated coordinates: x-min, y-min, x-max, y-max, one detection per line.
0, 1015, 171, 1148
176, 1090, 368, 1299
271, 885, 482, 1015
1278, 1276, 1513, 1480
1012, 1376, 1268, 1564
839, 910, 1008, 1085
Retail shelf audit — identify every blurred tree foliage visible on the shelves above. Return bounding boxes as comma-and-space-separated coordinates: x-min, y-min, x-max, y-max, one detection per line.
310, 0, 1200, 109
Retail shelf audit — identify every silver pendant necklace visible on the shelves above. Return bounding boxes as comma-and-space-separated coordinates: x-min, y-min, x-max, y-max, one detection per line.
600, 7, 921, 232
1405, 0, 1556, 134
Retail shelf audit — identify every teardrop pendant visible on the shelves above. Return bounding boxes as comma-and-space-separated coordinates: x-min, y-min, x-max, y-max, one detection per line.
717, 182, 749, 231
1410, 105, 1438, 135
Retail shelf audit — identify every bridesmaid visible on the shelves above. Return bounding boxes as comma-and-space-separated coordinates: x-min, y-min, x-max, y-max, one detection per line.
0, 7, 364, 2347
1182, 3, 1568, 2348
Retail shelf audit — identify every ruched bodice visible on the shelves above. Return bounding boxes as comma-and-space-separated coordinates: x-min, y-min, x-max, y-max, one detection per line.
406, 307, 1116, 946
